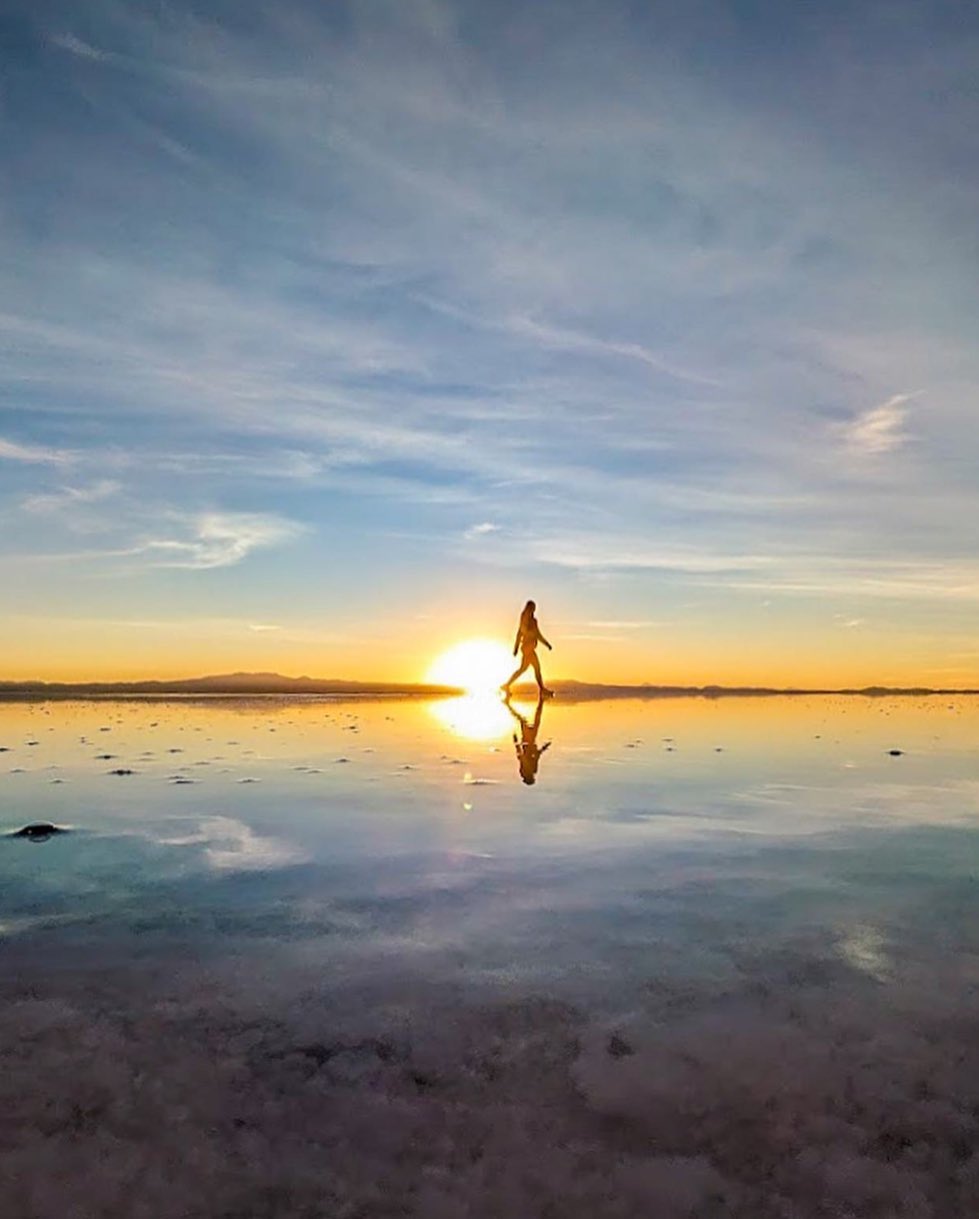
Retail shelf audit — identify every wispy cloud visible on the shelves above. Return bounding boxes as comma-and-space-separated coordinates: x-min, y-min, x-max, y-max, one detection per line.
141, 513, 304, 570
506, 316, 721, 388
51, 33, 108, 61
587, 620, 661, 630
22, 480, 120, 514
839, 394, 914, 456
0, 437, 72, 465
4, 511, 303, 571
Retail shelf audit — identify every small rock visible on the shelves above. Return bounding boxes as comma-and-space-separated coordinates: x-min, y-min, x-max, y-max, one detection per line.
888, 749, 905, 757
108, 768, 135, 776
12, 823, 68, 842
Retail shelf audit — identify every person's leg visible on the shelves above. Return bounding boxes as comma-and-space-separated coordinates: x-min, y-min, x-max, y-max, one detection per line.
503, 658, 529, 691
531, 653, 549, 694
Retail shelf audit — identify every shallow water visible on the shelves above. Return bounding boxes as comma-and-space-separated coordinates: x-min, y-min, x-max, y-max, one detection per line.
3, 693, 979, 994
4, 695, 979, 1217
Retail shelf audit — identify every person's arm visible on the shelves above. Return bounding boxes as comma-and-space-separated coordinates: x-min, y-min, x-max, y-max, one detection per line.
538, 628, 552, 651
513, 624, 522, 655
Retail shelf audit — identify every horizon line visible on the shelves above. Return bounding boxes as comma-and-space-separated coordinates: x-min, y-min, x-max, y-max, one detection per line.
1, 672, 978, 699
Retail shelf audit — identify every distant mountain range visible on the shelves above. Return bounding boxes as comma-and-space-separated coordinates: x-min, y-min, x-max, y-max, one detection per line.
0, 672, 462, 697
0, 672, 976, 698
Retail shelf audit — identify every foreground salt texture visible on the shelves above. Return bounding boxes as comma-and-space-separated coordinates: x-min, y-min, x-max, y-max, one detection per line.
3, 948, 979, 1219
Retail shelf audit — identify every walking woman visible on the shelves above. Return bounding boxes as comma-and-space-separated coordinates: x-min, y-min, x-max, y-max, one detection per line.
505, 693, 551, 785
503, 600, 553, 696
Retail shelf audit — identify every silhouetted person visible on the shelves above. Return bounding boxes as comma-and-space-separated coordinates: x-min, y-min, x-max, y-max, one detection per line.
503, 599, 552, 695
505, 692, 551, 785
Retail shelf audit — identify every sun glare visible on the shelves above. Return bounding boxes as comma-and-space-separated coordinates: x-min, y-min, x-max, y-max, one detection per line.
429, 694, 513, 742
427, 638, 513, 695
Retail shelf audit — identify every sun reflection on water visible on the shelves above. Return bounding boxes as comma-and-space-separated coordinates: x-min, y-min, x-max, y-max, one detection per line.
429, 694, 514, 742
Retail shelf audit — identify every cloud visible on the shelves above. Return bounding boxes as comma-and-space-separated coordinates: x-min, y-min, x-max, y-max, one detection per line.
0, 437, 72, 465
529, 534, 776, 576
157, 816, 304, 871
3, 511, 304, 570
730, 558, 979, 603
464, 521, 499, 539
586, 620, 661, 630
22, 480, 120, 514
51, 32, 108, 61
142, 512, 304, 569
839, 394, 914, 455
506, 315, 721, 388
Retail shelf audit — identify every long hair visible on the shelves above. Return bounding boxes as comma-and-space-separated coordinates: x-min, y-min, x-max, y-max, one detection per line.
521, 599, 536, 626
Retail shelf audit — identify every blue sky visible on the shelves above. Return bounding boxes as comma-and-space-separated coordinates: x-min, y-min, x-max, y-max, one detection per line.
2, 0, 978, 682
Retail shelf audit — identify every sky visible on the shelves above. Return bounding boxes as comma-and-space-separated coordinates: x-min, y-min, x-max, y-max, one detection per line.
1, 0, 978, 685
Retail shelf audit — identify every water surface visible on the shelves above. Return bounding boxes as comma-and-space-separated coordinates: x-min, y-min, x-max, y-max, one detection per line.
4, 692, 978, 995
4, 695, 979, 1217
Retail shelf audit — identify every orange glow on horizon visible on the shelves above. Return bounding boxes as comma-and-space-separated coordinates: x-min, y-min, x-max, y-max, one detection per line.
3, 611, 979, 690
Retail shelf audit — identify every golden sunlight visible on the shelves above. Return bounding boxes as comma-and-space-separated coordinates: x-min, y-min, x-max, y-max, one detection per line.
429, 694, 514, 742
426, 638, 514, 695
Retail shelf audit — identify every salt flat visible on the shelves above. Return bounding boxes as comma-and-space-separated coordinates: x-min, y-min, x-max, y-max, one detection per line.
3, 695, 979, 1217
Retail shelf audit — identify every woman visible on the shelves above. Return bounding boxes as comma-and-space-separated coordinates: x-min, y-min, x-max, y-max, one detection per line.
503, 600, 553, 696
505, 692, 551, 785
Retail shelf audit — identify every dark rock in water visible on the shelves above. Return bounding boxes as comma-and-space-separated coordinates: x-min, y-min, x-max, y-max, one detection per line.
12, 822, 68, 842
108, 768, 135, 775
888, 749, 905, 757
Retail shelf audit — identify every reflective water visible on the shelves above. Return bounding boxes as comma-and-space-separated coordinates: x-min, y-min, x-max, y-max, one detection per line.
2, 694, 979, 1002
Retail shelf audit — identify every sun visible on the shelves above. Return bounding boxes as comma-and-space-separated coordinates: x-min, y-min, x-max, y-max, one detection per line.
426, 638, 513, 695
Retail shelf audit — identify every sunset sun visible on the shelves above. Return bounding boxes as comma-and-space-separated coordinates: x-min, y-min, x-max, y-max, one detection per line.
426, 639, 513, 695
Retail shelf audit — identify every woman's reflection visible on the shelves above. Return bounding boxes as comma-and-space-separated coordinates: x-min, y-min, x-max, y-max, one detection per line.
504, 692, 551, 785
